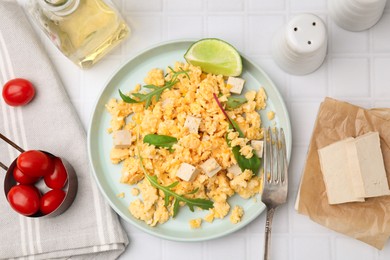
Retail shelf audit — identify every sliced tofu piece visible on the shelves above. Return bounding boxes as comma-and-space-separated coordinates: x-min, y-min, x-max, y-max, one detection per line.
353, 132, 390, 197
345, 138, 366, 198
176, 163, 199, 182
318, 131, 390, 205
113, 130, 132, 148
251, 140, 264, 158
200, 158, 222, 177
227, 76, 245, 94
318, 138, 365, 204
184, 115, 201, 134
227, 164, 242, 176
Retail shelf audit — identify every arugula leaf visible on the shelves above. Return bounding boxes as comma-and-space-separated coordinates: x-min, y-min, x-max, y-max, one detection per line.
226, 96, 247, 110
119, 67, 189, 109
213, 93, 244, 137
143, 172, 214, 218
214, 93, 261, 174
119, 89, 138, 103
136, 144, 213, 218
143, 134, 178, 150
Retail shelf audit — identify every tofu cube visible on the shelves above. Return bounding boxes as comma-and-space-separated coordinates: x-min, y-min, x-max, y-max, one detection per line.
176, 163, 199, 182
113, 130, 132, 149
227, 164, 242, 176
251, 140, 264, 158
227, 76, 245, 94
200, 158, 222, 177
184, 115, 201, 134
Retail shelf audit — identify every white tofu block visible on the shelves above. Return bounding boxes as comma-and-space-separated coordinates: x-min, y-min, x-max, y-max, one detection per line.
353, 132, 390, 198
113, 130, 132, 149
227, 76, 245, 94
200, 158, 222, 177
318, 138, 365, 204
184, 115, 201, 134
227, 164, 242, 176
176, 163, 199, 182
251, 140, 264, 158
345, 139, 366, 198
318, 131, 390, 205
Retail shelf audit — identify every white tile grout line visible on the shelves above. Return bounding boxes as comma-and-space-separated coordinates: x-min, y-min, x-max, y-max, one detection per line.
369, 19, 375, 108
285, 3, 295, 260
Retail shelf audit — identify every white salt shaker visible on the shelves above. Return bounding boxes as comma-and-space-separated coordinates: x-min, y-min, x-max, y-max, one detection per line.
328, 0, 387, 31
271, 14, 328, 75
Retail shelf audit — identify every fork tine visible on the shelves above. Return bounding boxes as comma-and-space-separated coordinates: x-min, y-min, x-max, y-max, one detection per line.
264, 127, 272, 184
275, 127, 281, 184
269, 127, 274, 183
280, 128, 288, 184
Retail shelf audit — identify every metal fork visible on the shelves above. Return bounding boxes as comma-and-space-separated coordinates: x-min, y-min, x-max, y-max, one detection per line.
261, 127, 288, 260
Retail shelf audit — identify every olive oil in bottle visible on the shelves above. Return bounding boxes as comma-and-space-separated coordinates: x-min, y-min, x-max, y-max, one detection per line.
27, 0, 130, 68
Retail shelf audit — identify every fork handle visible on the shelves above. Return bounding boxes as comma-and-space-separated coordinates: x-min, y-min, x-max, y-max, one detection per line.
263, 207, 276, 260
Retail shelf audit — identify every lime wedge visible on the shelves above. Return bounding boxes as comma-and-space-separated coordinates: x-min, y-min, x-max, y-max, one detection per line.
184, 38, 243, 76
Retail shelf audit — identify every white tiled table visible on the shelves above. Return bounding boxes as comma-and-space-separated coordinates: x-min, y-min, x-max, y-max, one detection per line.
26, 0, 390, 259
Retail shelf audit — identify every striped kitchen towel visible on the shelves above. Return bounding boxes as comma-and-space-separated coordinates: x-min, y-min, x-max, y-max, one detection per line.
0, 1, 128, 259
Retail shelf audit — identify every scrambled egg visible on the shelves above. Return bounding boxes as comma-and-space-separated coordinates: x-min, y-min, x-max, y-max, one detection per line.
116, 192, 125, 198
131, 188, 140, 196
230, 205, 244, 224
106, 62, 267, 227
189, 218, 202, 229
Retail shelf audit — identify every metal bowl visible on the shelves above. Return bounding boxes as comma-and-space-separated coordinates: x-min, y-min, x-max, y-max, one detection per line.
3, 151, 78, 218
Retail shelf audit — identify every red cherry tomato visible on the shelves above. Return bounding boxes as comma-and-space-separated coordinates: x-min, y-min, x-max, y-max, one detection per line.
13, 166, 41, 185
2, 78, 35, 107
40, 189, 66, 215
7, 184, 41, 216
44, 158, 68, 189
17, 150, 54, 178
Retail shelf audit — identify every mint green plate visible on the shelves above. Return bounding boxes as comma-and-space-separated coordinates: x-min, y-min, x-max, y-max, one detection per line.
87, 40, 292, 241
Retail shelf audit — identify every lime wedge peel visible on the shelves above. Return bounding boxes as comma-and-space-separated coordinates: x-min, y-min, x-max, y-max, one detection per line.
184, 38, 243, 77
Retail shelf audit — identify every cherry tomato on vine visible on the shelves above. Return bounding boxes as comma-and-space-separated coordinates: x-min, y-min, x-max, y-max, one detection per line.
13, 166, 41, 185
2, 78, 35, 106
17, 150, 54, 178
44, 157, 68, 189
40, 189, 66, 215
7, 184, 41, 216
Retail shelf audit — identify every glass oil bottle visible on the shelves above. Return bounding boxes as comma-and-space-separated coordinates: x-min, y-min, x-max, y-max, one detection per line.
26, 0, 130, 68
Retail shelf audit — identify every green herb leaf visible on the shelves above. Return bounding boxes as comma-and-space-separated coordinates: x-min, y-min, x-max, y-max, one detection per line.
137, 152, 214, 218
173, 199, 180, 218
231, 144, 261, 174
143, 134, 178, 150
225, 122, 261, 174
119, 89, 138, 103
186, 187, 199, 195
226, 96, 247, 110
228, 118, 245, 138
144, 172, 213, 218
120, 67, 189, 109
214, 93, 261, 174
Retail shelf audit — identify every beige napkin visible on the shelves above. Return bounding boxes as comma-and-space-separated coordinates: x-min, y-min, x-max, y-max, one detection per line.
296, 97, 390, 249
0, 1, 128, 259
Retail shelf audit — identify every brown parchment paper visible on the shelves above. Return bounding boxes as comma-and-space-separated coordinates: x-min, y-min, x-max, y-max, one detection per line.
296, 97, 390, 249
